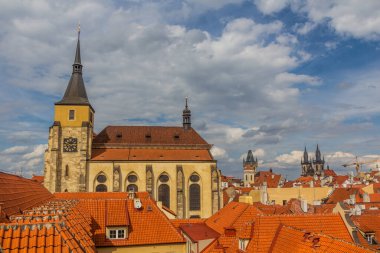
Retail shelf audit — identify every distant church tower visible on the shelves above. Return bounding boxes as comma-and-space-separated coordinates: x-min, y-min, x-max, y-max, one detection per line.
301, 147, 312, 176
44, 29, 94, 192
301, 145, 325, 177
313, 144, 325, 176
243, 150, 258, 187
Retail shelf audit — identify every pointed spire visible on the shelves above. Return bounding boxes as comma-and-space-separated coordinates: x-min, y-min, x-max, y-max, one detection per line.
56, 25, 92, 109
303, 146, 309, 163
182, 97, 191, 130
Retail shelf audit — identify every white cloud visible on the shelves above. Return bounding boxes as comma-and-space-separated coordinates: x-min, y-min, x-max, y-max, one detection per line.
252, 148, 265, 157
1, 146, 28, 154
22, 144, 47, 159
255, 0, 380, 40
276, 150, 303, 165
275, 72, 321, 86
211, 146, 228, 158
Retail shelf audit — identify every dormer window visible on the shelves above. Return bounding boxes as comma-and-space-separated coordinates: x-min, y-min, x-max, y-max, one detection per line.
116, 132, 122, 138
107, 227, 127, 239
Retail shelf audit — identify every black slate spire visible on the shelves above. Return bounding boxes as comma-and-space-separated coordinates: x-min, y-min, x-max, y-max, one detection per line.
56, 26, 91, 108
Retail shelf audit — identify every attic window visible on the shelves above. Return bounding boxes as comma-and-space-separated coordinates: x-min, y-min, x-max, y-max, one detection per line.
174, 133, 180, 139
107, 227, 127, 239
116, 132, 122, 138
145, 133, 151, 138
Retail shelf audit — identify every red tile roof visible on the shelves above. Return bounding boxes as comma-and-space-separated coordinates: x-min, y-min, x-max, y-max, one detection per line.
269, 225, 375, 253
326, 188, 364, 204
247, 214, 353, 253
0, 172, 53, 222
252, 171, 282, 188
180, 223, 219, 242
93, 126, 210, 147
31, 175, 44, 184
55, 192, 185, 247
91, 148, 213, 161
324, 169, 337, 177
0, 199, 96, 253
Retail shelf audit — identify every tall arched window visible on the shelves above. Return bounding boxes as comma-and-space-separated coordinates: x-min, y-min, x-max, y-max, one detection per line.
158, 184, 170, 208
94, 173, 108, 192
96, 184, 107, 192
189, 184, 200, 210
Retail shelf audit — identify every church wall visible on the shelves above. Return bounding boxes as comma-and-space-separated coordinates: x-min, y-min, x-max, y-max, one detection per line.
88, 161, 217, 218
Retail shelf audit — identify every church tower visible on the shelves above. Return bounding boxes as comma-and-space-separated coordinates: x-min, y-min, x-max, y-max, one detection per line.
301, 146, 312, 176
243, 150, 258, 187
313, 144, 325, 176
44, 28, 94, 193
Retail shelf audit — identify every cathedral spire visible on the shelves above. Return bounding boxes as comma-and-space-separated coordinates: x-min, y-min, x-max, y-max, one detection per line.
303, 146, 309, 163
182, 97, 191, 130
56, 25, 92, 108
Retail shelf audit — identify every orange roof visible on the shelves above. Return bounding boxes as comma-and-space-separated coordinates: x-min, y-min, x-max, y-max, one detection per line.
247, 214, 353, 253
171, 218, 206, 229
91, 148, 213, 161
180, 223, 219, 242
269, 225, 375, 253
0, 199, 96, 253
326, 188, 363, 204
370, 193, 380, 202
0, 172, 53, 222
93, 126, 210, 146
253, 171, 282, 188
55, 192, 184, 247
31, 175, 44, 184
205, 202, 250, 234
352, 213, 380, 249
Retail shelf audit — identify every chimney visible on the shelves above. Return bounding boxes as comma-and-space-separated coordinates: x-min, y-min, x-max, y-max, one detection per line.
224, 227, 236, 237
301, 199, 308, 213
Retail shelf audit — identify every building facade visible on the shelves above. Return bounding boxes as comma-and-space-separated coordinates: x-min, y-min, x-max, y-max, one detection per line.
44, 32, 221, 218
243, 150, 258, 187
301, 145, 325, 177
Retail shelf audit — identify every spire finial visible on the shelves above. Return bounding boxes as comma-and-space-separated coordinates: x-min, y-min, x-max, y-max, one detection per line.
185, 96, 188, 109
182, 96, 191, 130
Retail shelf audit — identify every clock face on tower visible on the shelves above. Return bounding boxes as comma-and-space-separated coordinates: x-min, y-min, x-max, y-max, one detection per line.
63, 137, 78, 152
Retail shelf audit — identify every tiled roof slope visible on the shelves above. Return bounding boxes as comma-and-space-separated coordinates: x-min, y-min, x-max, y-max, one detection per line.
0, 200, 96, 253
0, 172, 53, 222
269, 225, 375, 253
180, 223, 219, 242
325, 188, 364, 204
93, 126, 209, 146
91, 148, 213, 161
246, 214, 353, 253
55, 192, 185, 247
253, 171, 282, 188
352, 213, 380, 250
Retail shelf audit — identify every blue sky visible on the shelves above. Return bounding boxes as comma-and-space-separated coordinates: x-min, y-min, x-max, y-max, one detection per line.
0, 0, 380, 179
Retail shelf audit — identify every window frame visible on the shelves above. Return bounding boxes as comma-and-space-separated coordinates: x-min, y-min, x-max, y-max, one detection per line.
69, 109, 75, 121
107, 228, 127, 239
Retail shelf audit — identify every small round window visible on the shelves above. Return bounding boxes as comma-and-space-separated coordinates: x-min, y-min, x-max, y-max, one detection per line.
190, 174, 200, 182
159, 174, 169, 183
127, 174, 138, 182
97, 174, 106, 183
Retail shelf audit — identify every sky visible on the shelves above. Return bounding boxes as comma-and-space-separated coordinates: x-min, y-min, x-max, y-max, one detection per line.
1, 0, 380, 180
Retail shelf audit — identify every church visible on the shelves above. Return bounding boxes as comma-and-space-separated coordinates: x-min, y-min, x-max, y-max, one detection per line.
43, 31, 222, 219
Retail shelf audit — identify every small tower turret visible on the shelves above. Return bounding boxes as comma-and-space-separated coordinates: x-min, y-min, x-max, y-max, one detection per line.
182, 97, 191, 130
243, 150, 258, 187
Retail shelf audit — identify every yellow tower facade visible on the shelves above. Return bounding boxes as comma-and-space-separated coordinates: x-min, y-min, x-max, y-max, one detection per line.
44, 32, 94, 193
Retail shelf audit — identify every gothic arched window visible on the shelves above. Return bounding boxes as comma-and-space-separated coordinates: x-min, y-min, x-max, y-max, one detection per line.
96, 184, 107, 192
127, 184, 138, 192
189, 184, 200, 210
158, 184, 170, 208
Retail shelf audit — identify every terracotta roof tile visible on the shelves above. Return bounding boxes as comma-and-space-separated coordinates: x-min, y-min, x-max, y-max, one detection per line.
55, 192, 184, 247
93, 126, 210, 147
269, 225, 375, 253
91, 148, 213, 161
326, 188, 363, 204
180, 223, 219, 242
247, 214, 353, 253
0, 172, 53, 223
